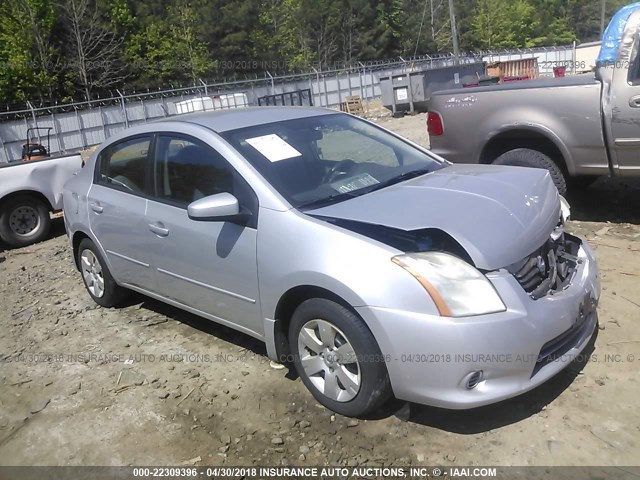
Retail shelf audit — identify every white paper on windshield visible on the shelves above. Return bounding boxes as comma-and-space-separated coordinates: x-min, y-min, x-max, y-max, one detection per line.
245, 134, 302, 162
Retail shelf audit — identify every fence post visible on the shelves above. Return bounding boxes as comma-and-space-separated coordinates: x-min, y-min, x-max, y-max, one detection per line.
312, 67, 321, 106
74, 106, 88, 149
199, 78, 208, 96
99, 105, 108, 142
266, 71, 275, 95
141, 98, 148, 122
0, 127, 9, 163
161, 97, 169, 117
357, 62, 364, 100
51, 111, 63, 154
116, 89, 129, 128
199, 86, 207, 111
322, 71, 329, 108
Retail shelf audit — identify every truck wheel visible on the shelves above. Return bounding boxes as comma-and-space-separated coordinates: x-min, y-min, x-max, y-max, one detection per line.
288, 298, 392, 417
0, 195, 51, 248
493, 148, 567, 196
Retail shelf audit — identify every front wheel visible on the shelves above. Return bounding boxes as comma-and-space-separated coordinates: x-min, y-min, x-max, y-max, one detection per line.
77, 238, 128, 307
0, 195, 51, 248
493, 148, 567, 196
288, 298, 392, 417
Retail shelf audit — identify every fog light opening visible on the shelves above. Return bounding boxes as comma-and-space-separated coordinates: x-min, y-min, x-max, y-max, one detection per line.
464, 370, 484, 390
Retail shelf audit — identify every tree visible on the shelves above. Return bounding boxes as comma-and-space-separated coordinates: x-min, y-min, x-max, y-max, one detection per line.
61, 0, 126, 100
126, 0, 215, 89
1, 0, 635, 107
565, 0, 628, 43
471, 0, 542, 50
0, 0, 59, 105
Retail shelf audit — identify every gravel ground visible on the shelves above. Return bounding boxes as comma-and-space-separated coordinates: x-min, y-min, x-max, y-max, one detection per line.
0, 113, 639, 467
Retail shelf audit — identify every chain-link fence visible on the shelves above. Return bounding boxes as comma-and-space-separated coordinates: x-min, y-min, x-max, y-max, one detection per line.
0, 46, 575, 163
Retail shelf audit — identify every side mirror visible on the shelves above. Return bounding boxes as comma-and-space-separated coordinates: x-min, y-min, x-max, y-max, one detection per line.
188, 193, 247, 222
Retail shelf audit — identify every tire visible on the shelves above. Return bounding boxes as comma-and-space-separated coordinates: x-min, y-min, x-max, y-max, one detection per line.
493, 148, 567, 196
77, 238, 128, 307
288, 298, 392, 417
0, 195, 51, 248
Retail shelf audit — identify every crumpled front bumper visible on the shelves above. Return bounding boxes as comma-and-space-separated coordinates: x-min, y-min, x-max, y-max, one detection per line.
357, 238, 600, 409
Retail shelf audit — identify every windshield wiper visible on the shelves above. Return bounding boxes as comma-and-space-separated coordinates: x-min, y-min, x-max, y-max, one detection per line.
297, 191, 361, 210
366, 168, 431, 193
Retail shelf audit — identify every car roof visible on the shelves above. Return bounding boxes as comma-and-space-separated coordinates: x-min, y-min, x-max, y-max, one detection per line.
155, 106, 339, 133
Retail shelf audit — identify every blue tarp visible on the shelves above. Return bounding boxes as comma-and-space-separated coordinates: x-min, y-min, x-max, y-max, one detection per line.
597, 2, 640, 63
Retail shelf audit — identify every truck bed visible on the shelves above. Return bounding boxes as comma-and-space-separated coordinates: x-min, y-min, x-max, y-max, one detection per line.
434, 73, 599, 96
0, 154, 84, 211
429, 74, 606, 176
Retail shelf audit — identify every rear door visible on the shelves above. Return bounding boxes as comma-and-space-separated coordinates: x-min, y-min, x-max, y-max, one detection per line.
144, 134, 262, 335
88, 135, 154, 289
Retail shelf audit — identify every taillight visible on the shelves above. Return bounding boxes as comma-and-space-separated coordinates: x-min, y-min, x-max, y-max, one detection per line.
427, 112, 444, 136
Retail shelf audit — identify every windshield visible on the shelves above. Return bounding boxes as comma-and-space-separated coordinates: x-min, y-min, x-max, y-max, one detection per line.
221, 113, 444, 209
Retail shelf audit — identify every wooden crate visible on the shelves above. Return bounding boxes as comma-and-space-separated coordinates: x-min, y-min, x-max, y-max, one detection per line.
486, 57, 539, 82
340, 95, 365, 117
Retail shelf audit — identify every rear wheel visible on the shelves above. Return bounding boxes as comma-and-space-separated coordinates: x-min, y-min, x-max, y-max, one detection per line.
77, 238, 128, 307
0, 195, 51, 248
493, 148, 567, 196
288, 298, 392, 417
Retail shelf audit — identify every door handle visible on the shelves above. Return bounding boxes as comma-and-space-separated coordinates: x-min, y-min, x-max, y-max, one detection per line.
89, 202, 103, 214
629, 95, 640, 108
149, 223, 169, 237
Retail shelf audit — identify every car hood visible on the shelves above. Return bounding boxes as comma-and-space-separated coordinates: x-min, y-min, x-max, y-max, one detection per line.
307, 164, 561, 270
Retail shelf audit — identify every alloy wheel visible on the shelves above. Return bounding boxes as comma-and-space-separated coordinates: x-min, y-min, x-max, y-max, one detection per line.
81, 249, 105, 298
297, 319, 361, 402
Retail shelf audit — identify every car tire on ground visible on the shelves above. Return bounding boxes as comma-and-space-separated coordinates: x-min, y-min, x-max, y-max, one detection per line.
288, 298, 392, 417
0, 194, 51, 248
77, 238, 128, 307
493, 148, 567, 196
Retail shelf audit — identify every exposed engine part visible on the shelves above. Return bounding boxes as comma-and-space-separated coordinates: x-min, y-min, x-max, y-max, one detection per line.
508, 229, 581, 300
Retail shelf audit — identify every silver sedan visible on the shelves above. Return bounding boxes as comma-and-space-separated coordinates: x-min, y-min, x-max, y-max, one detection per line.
63, 107, 600, 416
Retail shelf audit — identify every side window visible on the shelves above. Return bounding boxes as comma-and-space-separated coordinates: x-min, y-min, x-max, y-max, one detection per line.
98, 136, 151, 193
153, 135, 258, 221
629, 36, 640, 85
316, 127, 400, 167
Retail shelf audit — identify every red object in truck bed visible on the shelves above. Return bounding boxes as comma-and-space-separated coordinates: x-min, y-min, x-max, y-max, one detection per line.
503, 75, 531, 83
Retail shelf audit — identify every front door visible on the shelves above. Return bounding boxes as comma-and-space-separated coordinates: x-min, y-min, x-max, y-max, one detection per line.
145, 134, 262, 335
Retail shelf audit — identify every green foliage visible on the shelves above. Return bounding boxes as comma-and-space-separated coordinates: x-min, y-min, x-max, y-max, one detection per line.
125, 0, 216, 89
0, 0, 58, 104
471, 0, 540, 49
0, 0, 630, 106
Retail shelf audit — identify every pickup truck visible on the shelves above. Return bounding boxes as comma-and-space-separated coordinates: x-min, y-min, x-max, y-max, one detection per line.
428, 3, 640, 196
0, 155, 83, 248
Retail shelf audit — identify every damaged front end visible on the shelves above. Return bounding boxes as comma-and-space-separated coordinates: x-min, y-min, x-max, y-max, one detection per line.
507, 211, 581, 300
312, 216, 474, 265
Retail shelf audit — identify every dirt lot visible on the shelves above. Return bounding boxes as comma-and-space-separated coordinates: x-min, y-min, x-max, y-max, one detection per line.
1, 113, 639, 467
